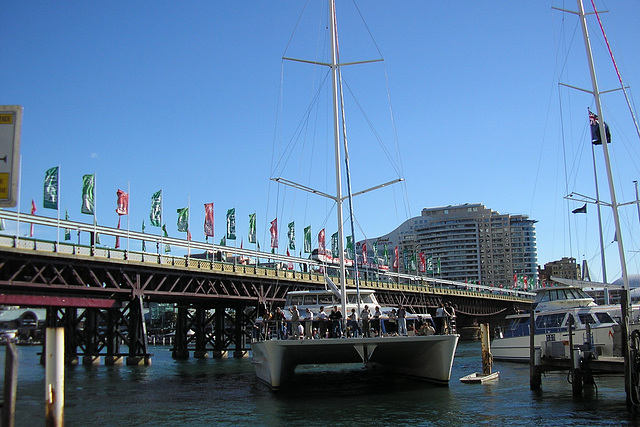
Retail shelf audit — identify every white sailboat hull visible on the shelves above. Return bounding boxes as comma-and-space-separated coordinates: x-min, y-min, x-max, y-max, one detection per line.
251, 334, 459, 389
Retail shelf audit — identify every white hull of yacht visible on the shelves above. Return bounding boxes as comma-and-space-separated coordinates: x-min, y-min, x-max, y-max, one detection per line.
251, 334, 459, 389
492, 325, 616, 362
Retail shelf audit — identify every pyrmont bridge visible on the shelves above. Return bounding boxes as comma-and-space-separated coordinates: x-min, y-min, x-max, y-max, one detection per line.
0, 209, 533, 365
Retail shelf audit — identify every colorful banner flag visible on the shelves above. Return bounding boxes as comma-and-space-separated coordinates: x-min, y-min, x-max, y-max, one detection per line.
30, 199, 36, 237
116, 189, 129, 216
270, 218, 278, 248
372, 241, 378, 264
383, 244, 389, 266
162, 224, 171, 253
141, 220, 146, 251
303, 226, 311, 254
226, 208, 236, 240
287, 221, 295, 251
346, 235, 354, 260
248, 213, 256, 244
204, 203, 214, 237
150, 190, 162, 227
81, 174, 95, 215
426, 255, 433, 274
419, 252, 426, 273
177, 207, 189, 233
63, 210, 71, 241
393, 246, 399, 269
331, 232, 339, 258
43, 166, 59, 210
410, 251, 417, 271
362, 242, 368, 265
318, 229, 326, 255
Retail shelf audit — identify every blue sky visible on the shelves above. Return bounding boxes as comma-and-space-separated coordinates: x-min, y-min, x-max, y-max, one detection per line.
1, 1, 639, 283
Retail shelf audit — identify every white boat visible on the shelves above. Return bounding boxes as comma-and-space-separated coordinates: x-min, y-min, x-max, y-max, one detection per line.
251, 0, 458, 389
491, 286, 619, 362
459, 372, 500, 384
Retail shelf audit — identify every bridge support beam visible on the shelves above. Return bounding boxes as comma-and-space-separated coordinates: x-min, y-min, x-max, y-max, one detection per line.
193, 307, 209, 359
125, 296, 151, 366
172, 306, 190, 359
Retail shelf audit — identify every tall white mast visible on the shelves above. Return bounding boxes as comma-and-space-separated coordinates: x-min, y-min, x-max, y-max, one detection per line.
329, 0, 347, 318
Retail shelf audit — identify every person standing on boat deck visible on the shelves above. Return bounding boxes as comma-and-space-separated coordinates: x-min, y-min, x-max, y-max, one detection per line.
317, 306, 328, 338
435, 303, 445, 335
304, 308, 314, 339
275, 307, 287, 339
397, 305, 407, 336
444, 302, 456, 334
347, 308, 359, 337
361, 305, 371, 337
329, 305, 343, 338
372, 306, 382, 336
289, 305, 300, 339
388, 309, 397, 335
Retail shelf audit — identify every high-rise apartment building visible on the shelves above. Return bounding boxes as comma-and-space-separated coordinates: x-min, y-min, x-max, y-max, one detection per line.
360, 203, 538, 286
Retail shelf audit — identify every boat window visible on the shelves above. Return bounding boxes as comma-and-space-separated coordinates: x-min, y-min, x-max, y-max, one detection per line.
535, 313, 566, 329
362, 294, 375, 304
319, 295, 333, 305
535, 292, 550, 304
595, 312, 615, 324
578, 313, 595, 324
303, 295, 317, 305
548, 290, 559, 301
290, 296, 303, 306
347, 295, 358, 304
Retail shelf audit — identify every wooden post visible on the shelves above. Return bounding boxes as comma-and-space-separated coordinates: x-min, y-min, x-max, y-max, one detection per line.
529, 305, 541, 390
45, 327, 64, 427
480, 323, 492, 375
2, 342, 18, 427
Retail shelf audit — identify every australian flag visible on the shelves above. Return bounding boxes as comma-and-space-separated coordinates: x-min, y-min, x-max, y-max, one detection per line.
589, 110, 611, 145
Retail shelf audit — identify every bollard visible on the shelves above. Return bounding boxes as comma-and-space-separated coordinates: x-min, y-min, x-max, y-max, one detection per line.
45, 327, 64, 427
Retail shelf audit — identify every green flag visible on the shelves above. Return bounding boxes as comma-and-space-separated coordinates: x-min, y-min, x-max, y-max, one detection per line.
346, 235, 354, 260
372, 240, 378, 264
177, 207, 189, 232
93, 217, 100, 245
43, 166, 59, 210
141, 220, 146, 252
303, 226, 311, 254
426, 255, 433, 274
81, 174, 95, 215
64, 210, 71, 241
226, 208, 236, 240
220, 236, 226, 246
162, 224, 171, 253
288, 221, 295, 251
150, 190, 162, 227
248, 213, 256, 244
383, 244, 389, 266
403, 247, 409, 270
410, 251, 417, 271
331, 232, 339, 258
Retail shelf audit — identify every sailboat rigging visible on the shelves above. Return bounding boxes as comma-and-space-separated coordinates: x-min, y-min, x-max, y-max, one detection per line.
252, 0, 458, 390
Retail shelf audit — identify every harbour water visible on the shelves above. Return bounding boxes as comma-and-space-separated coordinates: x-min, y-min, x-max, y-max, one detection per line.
1, 341, 635, 426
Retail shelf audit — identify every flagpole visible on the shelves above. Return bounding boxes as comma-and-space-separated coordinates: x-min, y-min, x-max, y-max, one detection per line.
56, 164, 61, 247
93, 172, 97, 251
127, 181, 130, 254
590, 141, 608, 302
15, 155, 22, 242
160, 189, 163, 255
187, 194, 191, 257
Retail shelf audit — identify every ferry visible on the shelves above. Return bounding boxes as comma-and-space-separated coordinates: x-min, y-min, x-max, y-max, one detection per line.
491, 286, 619, 362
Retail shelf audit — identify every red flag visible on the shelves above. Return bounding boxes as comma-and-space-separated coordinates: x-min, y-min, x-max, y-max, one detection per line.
204, 203, 214, 237
318, 229, 326, 255
362, 242, 367, 264
30, 199, 36, 237
513, 273, 517, 286
270, 218, 278, 248
419, 252, 426, 273
116, 189, 129, 216
393, 246, 399, 269
524, 276, 528, 290
115, 216, 121, 248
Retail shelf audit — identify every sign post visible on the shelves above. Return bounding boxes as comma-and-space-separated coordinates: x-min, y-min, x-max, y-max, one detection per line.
0, 105, 23, 207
